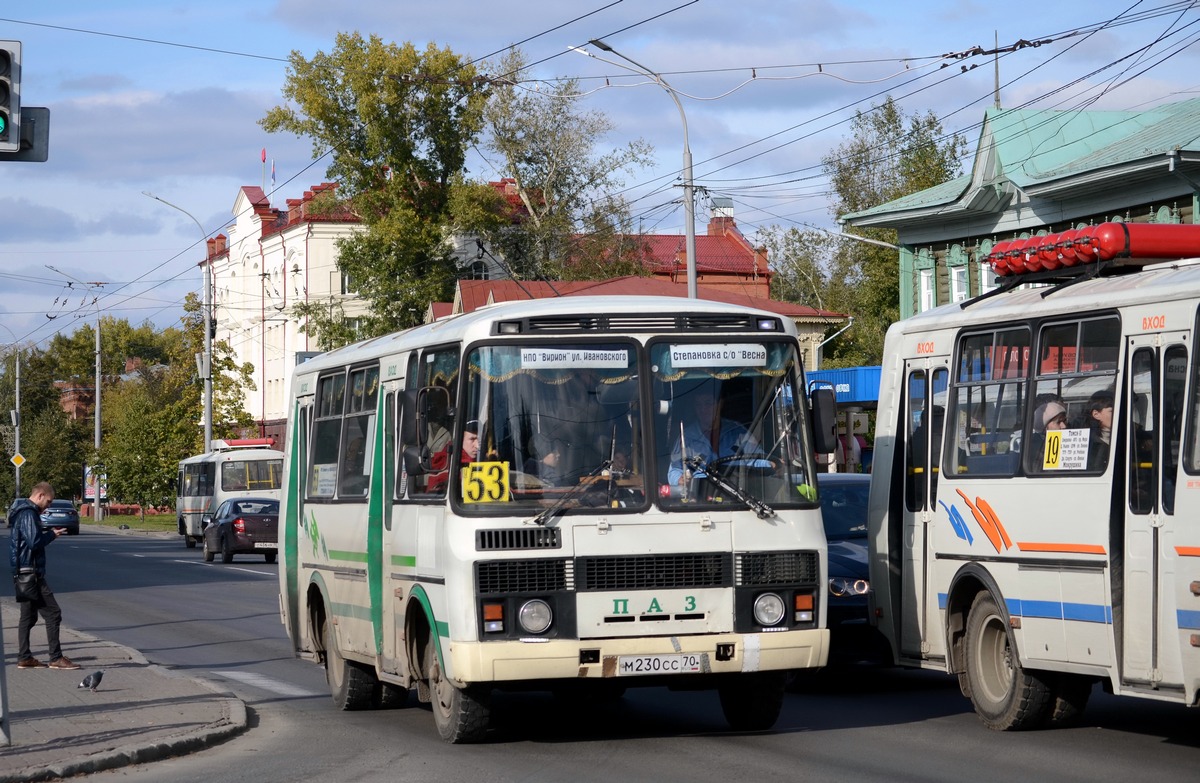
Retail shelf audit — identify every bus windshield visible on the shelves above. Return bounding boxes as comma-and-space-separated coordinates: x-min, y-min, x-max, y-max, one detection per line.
650, 339, 816, 510
458, 342, 645, 512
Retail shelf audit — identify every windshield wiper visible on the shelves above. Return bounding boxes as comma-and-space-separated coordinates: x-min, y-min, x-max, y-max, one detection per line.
526, 459, 612, 527
685, 455, 776, 520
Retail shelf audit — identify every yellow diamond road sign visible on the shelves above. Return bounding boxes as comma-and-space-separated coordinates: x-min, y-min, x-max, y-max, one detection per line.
10, 453, 24, 468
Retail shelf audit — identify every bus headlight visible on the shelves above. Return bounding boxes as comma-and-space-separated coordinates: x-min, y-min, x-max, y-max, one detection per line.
753, 592, 786, 626
518, 599, 553, 634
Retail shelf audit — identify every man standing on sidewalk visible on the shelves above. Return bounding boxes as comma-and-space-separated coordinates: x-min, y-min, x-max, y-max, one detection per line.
8, 481, 80, 670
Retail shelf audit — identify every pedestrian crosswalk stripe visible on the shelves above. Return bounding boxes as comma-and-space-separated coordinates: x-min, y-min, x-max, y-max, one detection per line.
212, 671, 322, 698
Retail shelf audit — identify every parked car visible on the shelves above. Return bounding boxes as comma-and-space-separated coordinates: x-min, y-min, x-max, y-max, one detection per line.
40, 499, 81, 536
818, 472, 890, 665
201, 497, 279, 564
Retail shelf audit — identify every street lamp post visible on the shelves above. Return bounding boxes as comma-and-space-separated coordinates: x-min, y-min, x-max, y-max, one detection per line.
144, 192, 212, 454
579, 39, 698, 299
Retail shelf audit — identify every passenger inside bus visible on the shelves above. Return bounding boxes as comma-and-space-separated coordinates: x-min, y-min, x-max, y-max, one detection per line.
1087, 392, 1114, 471
523, 433, 564, 486
428, 420, 481, 494
1024, 398, 1067, 467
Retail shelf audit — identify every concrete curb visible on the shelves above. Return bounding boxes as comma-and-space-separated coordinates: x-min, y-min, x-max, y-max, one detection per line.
1, 626, 250, 782
7, 696, 247, 783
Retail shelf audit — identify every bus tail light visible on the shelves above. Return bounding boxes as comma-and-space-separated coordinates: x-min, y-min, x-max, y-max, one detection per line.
483, 603, 504, 633
794, 592, 814, 623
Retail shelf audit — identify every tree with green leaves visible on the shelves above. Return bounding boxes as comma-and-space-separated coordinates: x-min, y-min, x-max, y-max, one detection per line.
767, 97, 966, 366
454, 49, 654, 281
262, 32, 490, 346
0, 301, 254, 510
98, 381, 172, 518
822, 97, 967, 365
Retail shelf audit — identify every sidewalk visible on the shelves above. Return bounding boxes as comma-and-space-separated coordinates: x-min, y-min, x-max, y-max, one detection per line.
0, 609, 248, 782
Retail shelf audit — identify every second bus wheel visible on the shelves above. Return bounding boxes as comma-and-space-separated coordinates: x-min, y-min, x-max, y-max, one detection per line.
425, 634, 490, 743
718, 671, 786, 732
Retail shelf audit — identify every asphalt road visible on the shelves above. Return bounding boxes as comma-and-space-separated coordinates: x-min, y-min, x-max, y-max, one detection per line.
31, 526, 1200, 783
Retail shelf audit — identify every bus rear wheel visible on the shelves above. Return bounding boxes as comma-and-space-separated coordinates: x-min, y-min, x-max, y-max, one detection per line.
426, 635, 490, 743
964, 592, 1052, 730
1045, 673, 1092, 727
323, 619, 376, 711
718, 671, 786, 732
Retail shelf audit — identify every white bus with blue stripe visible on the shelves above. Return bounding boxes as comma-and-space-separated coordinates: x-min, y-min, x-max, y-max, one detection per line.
869, 222, 1200, 729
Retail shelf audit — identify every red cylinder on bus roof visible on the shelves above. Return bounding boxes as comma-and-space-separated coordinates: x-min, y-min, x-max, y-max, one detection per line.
1036, 233, 1062, 271
1055, 228, 1081, 267
988, 240, 1013, 275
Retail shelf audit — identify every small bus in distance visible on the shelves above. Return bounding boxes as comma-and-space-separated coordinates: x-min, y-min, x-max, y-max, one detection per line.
176, 438, 284, 548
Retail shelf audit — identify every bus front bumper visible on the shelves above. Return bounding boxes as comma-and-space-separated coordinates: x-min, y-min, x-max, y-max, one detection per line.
448, 628, 829, 684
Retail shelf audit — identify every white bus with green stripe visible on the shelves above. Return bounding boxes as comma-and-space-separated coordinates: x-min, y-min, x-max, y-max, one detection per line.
278, 295, 837, 742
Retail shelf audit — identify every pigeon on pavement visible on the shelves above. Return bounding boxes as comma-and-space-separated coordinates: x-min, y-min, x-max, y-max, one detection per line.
78, 671, 104, 692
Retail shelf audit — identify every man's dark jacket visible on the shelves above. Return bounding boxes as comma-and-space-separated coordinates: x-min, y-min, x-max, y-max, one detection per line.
9, 498, 55, 575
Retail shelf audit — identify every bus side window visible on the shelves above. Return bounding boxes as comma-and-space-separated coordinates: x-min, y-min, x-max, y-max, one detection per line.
1162, 345, 1186, 513
905, 371, 928, 512
1128, 349, 1157, 515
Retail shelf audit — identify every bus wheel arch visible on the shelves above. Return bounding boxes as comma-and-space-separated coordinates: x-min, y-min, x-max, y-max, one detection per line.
404, 593, 491, 743
945, 566, 993, 698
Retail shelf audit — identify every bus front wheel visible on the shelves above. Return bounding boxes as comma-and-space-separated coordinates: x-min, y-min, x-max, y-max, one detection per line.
718, 671, 786, 732
425, 635, 490, 743
323, 619, 375, 711
964, 592, 1052, 730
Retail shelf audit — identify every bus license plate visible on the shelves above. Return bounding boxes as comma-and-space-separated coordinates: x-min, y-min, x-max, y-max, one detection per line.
616, 654, 703, 676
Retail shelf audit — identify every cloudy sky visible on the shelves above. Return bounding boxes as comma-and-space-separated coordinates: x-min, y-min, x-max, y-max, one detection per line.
2, 0, 1198, 348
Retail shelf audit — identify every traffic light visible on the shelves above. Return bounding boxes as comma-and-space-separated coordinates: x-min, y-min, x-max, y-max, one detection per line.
0, 40, 20, 153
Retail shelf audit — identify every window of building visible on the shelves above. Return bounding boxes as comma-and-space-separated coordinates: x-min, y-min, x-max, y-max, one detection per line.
950, 265, 968, 303
919, 268, 935, 312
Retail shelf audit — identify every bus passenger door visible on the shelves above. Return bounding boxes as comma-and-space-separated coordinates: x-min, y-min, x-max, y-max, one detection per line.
1121, 337, 1189, 691
900, 361, 949, 660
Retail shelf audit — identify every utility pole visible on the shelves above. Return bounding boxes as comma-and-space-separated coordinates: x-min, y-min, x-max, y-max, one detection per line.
47, 266, 106, 519
13, 347, 19, 497
93, 317, 102, 521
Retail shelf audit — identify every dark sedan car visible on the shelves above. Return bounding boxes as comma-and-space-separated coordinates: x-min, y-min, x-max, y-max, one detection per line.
201, 497, 279, 564
818, 473, 890, 665
40, 499, 81, 536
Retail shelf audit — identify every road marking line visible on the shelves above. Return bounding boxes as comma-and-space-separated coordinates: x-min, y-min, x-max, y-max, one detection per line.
171, 559, 274, 576
212, 671, 322, 698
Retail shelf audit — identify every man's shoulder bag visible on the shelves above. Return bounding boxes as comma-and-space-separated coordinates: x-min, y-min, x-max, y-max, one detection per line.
13, 568, 41, 603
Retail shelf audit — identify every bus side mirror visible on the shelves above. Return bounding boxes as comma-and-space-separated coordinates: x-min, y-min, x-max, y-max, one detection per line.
415, 386, 451, 450
810, 387, 838, 454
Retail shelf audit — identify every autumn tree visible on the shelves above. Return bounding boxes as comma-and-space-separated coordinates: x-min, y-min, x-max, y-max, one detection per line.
262, 33, 489, 346
455, 49, 654, 281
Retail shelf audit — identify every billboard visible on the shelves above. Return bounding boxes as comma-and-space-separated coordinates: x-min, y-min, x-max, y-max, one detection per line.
83, 464, 107, 501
